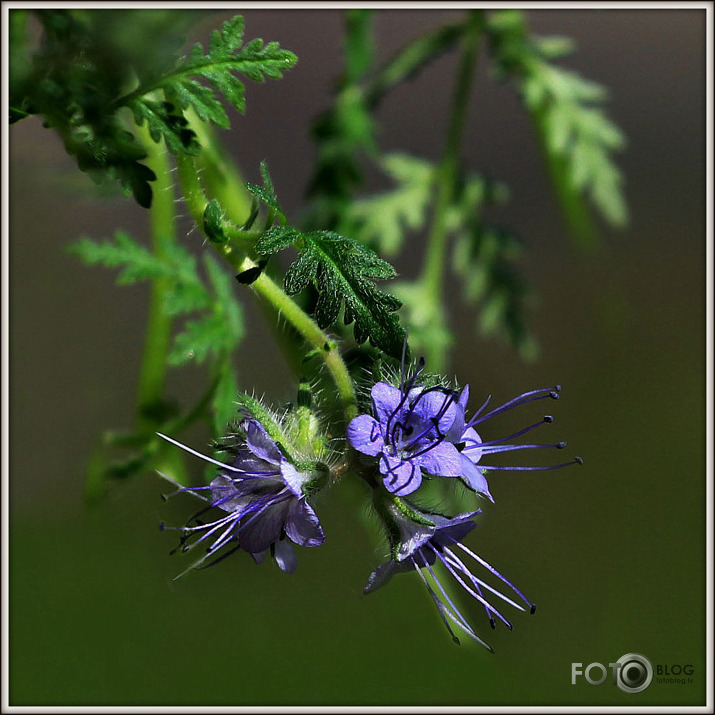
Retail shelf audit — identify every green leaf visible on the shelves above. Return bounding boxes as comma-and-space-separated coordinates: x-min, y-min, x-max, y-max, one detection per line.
255, 226, 301, 255
14, 12, 294, 207
129, 98, 200, 155
486, 10, 628, 240
203, 199, 228, 243
68, 231, 171, 284
346, 153, 434, 255
169, 254, 244, 366
155, 15, 297, 126
244, 160, 286, 224
452, 222, 536, 360
257, 228, 405, 358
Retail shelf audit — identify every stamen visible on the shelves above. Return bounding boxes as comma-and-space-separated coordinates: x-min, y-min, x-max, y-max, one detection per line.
471, 416, 556, 449
411, 558, 462, 645
400, 334, 409, 391
442, 549, 525, 615
453, 540, 534, 610
402, 387, 457, 451
193, 544, 243, 571
468, 386, 561, 427
429, 545, 514, 628
478, 442, 567, 455
417, 553, 493, 650
479, 457, 583, 471
411, 551, 490, 647
157, 433, 247, 473
236, 489, 293, 535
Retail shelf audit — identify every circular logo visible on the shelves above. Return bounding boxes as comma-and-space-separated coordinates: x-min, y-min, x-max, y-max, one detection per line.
615, 653, 653, 693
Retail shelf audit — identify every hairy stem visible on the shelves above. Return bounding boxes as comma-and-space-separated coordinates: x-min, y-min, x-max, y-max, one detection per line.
250, 273, 358, 421
173, 149, 358, 422
190, 117, 253, 226
136, 131, 177, 431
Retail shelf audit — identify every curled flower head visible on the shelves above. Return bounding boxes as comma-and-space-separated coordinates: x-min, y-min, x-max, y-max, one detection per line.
347, 353, 581, 497
159, 415, 328, 575
364, 503, 535, 649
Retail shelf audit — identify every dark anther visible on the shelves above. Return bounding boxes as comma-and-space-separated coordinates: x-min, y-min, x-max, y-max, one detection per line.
543, 415, 554, 423
530, 604, 537, 615
455, 441, 466, 452
160, 494, 168, 502
489, 618, 496, 630
574, 456, 584, 465
549, 391, 560, 400
158, 521, 166, 531
506, 621, 513, 631
556, 441, 567, 449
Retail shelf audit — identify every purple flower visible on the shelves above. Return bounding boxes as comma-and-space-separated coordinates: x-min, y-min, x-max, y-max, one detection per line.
158, 419, 326, 574
347, 355, 581, 498
348, 379, 469, 497
364, 505, 535, 649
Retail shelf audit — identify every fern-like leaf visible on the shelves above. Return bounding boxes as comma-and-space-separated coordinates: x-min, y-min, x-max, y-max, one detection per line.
486, 9, 628, 240
148, 15, 297, 131
256, 227, 405, 358
345, 154, 434, 256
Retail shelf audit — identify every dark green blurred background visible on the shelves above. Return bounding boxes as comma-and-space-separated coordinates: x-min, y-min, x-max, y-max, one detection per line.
8, 8, 707, 707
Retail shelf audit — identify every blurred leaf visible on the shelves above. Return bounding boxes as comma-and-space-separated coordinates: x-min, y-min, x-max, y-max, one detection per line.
68, 231, 171, 284
346, 154, 434, 256
486, 9, 628, 243
169, 254, 244, 366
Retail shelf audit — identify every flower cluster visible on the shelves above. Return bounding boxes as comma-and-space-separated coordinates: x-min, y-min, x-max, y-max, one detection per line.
159, 351, 579, 649
346, 355, 580, 647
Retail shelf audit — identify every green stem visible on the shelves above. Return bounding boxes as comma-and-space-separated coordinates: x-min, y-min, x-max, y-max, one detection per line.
136, 131, 176, 431
420, 11, 483, 304
191, 117, 253, 227
365, 21, 465, 110
173, 150, 358, 422
251, 273, 358, 421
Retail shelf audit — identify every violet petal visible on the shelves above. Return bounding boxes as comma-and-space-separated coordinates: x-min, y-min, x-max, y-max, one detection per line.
239, 500, 287, 553
346, 414, 385, 456
379, 454, 422, 496
417, 440, 463, 477
273, 539, 298, 573
246, 420, 283, 465
285, 499, 325, 547
280, 460, 310, 497
459, 454, 493, 500
371, 382, 405, 428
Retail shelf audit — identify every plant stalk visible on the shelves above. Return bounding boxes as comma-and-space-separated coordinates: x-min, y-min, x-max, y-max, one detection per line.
420, 11, 483, 305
